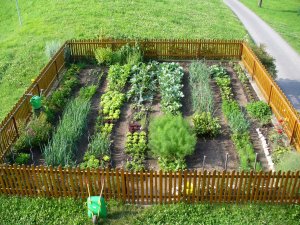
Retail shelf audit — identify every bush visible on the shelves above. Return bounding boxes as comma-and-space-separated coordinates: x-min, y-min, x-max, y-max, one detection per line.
246, 101, 272, 125
14, 113, 53, 152
276, 151, 300, 171
251, 44, 277, 79
189, 61, 214, 114
45, 40, 61, 59
15, 153, 30, 165
149, 114, 196, 170
95, 47, 114, 65
192, 112, 221, 138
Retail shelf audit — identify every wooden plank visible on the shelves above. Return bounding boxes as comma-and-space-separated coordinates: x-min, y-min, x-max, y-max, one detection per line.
116, 168, 121, 200
141, 172, 145, 204
192, 170, 197, 203
23, 165, 33, 196
168, 171, 172, 203
121, 169, 126, 202
254, 171, 262, 203
69, 167, 77, 198
145, 172, 149, 204
130, 170, 135, 203
106, 168, 111, 200
272, 171, 281, 203
245, 171, 253, 202
49, 166, 58, 197
154, 171, 158, 204
280, 171, 290, 203
219, 171, 225, 203
58, 166, 67, 197
263, 171, 272, 202
210, 171, 216, 203
0, 165, 7, 194
77, 167, 84, 198
40, 165, 50, 197
178, 171, 182, 203
289, 171, 299, 204
135, 172, 140, 204
183, 170, 188, 202
150, 170, 153, 204
236, 171, 244, 203
159, 170, 163, 204
196, 171, 201, 202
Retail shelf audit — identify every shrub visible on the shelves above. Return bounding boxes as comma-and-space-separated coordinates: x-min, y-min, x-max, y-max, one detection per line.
276, 151, 300, 171
246, 101, 272, 125
192, 112, 221, 138
43, 95, 91, 166
45, 40, 61, 59
250, 44, 277, 79
95, 47, 114, 65
149, 115, 196, 170
14, 113, 53, 152
15, 153, 30, 165
189, 61, 214, 114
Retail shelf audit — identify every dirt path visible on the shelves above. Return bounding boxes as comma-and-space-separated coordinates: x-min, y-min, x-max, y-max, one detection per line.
228, 67, 269, 170
75, 67, 107, 163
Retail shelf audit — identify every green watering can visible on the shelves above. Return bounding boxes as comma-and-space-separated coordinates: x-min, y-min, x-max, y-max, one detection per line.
30, 95, 42, 110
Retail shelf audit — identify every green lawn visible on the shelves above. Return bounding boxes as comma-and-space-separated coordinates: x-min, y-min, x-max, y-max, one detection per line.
240, 0, 300, 53
0, 0, 247, 122
1, 195, 299, 225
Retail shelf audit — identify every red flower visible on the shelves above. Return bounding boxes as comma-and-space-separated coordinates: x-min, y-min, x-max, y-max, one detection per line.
278, 119, 283, 124
277, 129, 283, 134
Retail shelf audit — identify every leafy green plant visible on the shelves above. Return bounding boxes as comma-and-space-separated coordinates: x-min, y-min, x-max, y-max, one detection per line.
189, 61, 214, 114
125, 131, 147, 171
158, 62, 184, 114
14, 113, 53, 152
246, 101, 272, 125
43, 94, 91, 166
80, 154, 100, 169
118, 43, 143, 65
100, 91, 125, 121
107, 64, 131, 91
149, 114, 196, 171
95, 47, 114, 65
209, 64, 228, 78
78, 84, 97, 100
15, 153, 30, 165
192, 112, 221, 138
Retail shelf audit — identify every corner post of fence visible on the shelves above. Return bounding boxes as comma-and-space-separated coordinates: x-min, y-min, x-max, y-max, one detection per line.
12, 116, 19, 138
289, 119, 298, 145
36, 83, 41, 96
252, 60, 256, 80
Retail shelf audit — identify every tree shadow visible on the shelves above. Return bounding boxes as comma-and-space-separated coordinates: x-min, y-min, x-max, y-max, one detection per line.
277, 78, 300, 112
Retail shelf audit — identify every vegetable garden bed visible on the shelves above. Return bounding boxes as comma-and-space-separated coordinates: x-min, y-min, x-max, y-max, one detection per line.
7, 45, 287, 172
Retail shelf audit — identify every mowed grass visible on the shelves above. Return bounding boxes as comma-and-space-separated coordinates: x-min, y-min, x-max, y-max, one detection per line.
1, 195, 299, 225
240, 0, 300, 53
0, 0, 247, 121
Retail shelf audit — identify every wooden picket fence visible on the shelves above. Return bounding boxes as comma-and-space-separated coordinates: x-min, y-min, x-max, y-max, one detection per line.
241, 43, 300, 150
0, 165, 299, 204
0, 43, 66, 162
0, 38, 300, 163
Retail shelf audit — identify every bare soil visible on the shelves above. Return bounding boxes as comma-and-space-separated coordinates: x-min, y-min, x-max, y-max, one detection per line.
182, 63, 239, 171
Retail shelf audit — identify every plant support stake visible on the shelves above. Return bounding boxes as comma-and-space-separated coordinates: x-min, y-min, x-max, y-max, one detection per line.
225, 153, 229, 171
202, 155, 206, 171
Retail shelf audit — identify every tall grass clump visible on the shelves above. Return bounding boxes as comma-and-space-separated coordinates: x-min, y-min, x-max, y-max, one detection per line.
44, 96, 91, 166
189, 61, 214, 114
45, 40, 61, 59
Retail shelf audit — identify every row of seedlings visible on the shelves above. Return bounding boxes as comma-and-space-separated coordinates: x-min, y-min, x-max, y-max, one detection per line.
80, 63, 132, 169
189, 61, 221, 139
43, 84, 99, 166
210, 64, 261, 171
10, 65, 82, 165
125, 61, 159, 171
148, 62, 197, 171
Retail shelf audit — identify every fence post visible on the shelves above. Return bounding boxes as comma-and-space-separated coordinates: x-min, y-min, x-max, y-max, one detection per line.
268, 85, 273, 105
54, 59, 59, 80
12, 116, 19, 138
290, 119, 298, 145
